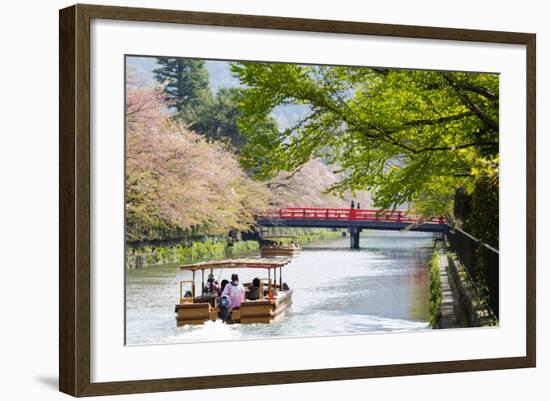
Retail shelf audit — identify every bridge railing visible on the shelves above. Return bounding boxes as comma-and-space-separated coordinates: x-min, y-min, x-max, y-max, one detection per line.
258, 207, 446, 224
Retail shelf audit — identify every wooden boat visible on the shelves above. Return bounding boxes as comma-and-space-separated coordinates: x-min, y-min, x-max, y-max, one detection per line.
259, 235, 301, 258
175, 258, 293, 326
260, 244, 301, 257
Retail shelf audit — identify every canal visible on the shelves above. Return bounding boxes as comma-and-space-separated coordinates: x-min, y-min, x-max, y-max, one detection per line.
126, 230, 435, 345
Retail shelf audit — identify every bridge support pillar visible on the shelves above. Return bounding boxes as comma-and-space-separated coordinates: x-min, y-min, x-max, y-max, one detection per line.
348, 227, 362, 249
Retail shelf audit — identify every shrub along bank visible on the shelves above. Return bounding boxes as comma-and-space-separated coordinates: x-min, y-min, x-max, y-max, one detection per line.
126, 228, 343, 269
428, 248, 442, 327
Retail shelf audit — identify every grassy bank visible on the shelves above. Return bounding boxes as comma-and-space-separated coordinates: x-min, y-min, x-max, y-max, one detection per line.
127, 228, 343, 269
428, 247, 442, 328
127, 240, 259, 269
262, 228, 344, 245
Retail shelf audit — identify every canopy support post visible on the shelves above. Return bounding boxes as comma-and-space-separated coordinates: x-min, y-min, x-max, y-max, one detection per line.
192, 271, 196, 298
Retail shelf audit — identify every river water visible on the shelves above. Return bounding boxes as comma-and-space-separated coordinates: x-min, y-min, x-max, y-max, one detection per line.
126, 230, 435, 345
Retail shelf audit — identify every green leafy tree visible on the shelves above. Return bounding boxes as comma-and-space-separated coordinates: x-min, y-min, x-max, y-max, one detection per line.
192, 88, 248, 149
232, 63, 499, 225
153, 57, 212, 116
154, 58, 251, 149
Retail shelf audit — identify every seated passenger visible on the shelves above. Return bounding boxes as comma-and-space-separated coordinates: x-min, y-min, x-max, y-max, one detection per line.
246, 277, 261, 300
204, 273, 221, 295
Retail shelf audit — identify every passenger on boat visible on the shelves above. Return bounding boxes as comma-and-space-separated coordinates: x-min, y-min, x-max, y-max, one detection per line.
220, 279, 229, 293
219, 293, 232, 322
204, 273, 221, 295
246, 277, 261, 300
221, 273, 245, 308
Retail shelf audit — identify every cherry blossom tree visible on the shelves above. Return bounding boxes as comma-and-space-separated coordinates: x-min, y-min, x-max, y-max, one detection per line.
125, 69, 268, 242
268, 159, 370, 208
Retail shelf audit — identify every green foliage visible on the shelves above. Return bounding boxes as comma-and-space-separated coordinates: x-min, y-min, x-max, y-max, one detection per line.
153, 57, 211, 114
127, 229, 343, 269
466, 175, 499, 248
453, 172, 499, 294
129, 240, 261, 267
429, 249, 442, 327
190, 87, 249, 149
232, 63, 499, 221
154, 58, 248, 149
453, 173, 498, 248
262, 228, 343, 244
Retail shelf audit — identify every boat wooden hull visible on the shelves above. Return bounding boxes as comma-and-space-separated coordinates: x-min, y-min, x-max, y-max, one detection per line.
175, 302, 218, 326
260, 247, 301, 258
175, 290, 293, 326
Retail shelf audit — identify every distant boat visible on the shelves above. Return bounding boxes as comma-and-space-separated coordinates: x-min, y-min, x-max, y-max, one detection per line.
259, 235, 301, 258
175, 258, 293, 326
260, 244, 301, 257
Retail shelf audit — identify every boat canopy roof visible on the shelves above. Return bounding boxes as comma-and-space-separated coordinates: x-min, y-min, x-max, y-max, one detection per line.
179, 258, 291, 271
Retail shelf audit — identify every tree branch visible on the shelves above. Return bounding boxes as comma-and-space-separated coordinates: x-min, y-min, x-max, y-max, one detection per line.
416, 141, 499, 153
457, 82, 498, 101
443, 74, 499, 132
404, 112, 474, 127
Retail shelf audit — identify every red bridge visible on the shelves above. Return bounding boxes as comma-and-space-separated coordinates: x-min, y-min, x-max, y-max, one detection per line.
255, 207, 448, 248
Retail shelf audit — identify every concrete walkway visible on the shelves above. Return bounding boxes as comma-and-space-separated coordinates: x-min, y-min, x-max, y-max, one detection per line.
436, 242, 464, 329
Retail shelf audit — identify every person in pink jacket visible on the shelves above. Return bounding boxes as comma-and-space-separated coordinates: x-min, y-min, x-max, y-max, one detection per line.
221, 273, 245, 308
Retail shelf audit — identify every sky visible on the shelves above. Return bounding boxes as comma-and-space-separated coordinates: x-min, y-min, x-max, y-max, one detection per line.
126, 55, 309, 130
